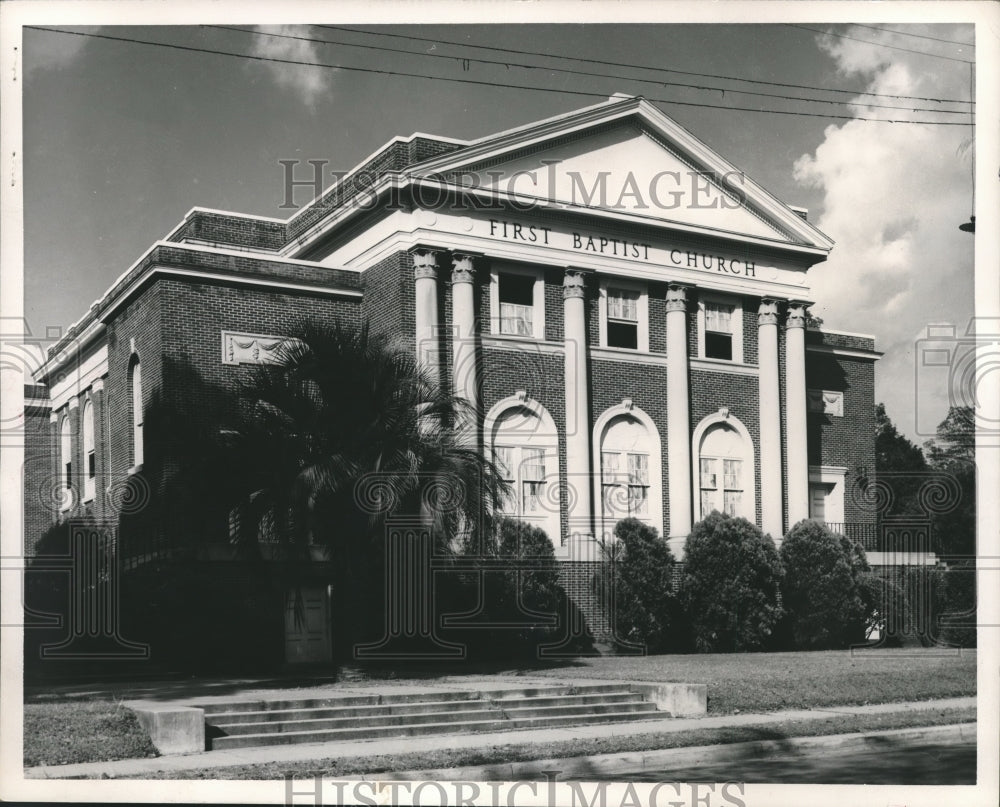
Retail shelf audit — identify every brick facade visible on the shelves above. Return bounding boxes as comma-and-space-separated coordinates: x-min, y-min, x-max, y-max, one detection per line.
24, 96, 881, 662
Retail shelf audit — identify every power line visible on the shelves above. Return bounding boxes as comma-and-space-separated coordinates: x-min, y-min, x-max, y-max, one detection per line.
316, 24, 973, 106
848, 23, 974, 48
210, 25, 972, 116
24, 26, 974, 127
784, 24, 974, 63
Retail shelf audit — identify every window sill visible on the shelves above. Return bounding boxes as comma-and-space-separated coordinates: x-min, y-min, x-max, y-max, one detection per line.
127, 464, 143, 476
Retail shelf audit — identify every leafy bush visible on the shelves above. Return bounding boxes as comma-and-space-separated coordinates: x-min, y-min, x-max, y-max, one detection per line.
856, 571, 907, 647
779, 520, 872, 649
447, 518, 591, 659
900, 561, 977, 648
680, 511, 784, 652
604, 518, 683, 654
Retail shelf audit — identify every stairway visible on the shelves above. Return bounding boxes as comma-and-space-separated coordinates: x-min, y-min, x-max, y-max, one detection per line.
202, 684, 661, 750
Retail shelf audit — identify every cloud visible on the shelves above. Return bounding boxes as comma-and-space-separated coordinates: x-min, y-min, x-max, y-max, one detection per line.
249, 25, 333, 107
793, 25, 975, 442
25, 26, 96, 75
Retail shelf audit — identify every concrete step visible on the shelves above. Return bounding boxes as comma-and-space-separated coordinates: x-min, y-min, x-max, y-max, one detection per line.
210, 718, 513, 750
205, 698, 498, 724
506, 710, 665, 729
211, 707, 504, 735
489, 691, 638, 709
202, 684, 666, 750
198, 690, 479, 715
498, 702, 657, 719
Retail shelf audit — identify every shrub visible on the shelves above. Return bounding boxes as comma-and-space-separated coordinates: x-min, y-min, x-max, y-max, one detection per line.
856, 571, 907, 647
900, 561, 977, 648
779, 520, 871, 649
680, 511, 783, 652
447, 518, 591, 660
604, 518, 683, 654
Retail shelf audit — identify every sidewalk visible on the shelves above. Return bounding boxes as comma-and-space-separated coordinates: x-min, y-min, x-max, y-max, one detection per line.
24, 695, 975, 779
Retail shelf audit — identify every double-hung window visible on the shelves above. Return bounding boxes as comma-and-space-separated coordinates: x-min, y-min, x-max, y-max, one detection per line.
606, 289, 640, 349
498, 274, 535, 336
601, 450, 649, 518
493, 444, 549, 518
599, 280, 648, 351
700, 456, 743, 517
704, 302, 734, 360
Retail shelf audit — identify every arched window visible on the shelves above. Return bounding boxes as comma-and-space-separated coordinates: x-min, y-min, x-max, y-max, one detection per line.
593, 402, 663, 542
692, 411, 756, 523
59, 414, 73, 511
483, 393, 560, 548
129, 356, 143, 468
82, 399, 95, 502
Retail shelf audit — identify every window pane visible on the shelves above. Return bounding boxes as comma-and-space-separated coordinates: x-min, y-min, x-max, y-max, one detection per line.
705, 303, 733, 333
65, 461, 72, 489
629, 485, 648, 516
522, 481, 544, 513
499, 302, 533, 335
608, 289, 639, 321
701, 490, 716, 517
700, 458, 717, 489
87, 451, 96, 479
602, 484, 625, 517
723, 490, 741, 516
602, 451, 623, 483
723, 459, 742, 490
499, 273, 534, 306
607, 321, 638, 349
522, 447, 546, 480
493, 446, 513, 480
627, 453, 648, 484
705, 331, 733, 360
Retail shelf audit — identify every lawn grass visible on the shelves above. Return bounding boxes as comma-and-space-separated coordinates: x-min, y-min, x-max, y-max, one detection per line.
514, 648, 977, 714
23, 700, 158, 767
117, 706, 975, 780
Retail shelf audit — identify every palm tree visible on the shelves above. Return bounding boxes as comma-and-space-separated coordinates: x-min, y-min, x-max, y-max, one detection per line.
220, 322, 508, 652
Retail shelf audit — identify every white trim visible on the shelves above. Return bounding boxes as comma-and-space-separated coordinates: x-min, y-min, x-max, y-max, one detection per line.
489, 263, 546, 340
807, 388, 845, 417
483, 394, 562, 554
690, 357, 758, 376
811, 326, 877, 341
482, 335, 564, 356
808, 465, 847, 525
47, 346, 109, 411
691, 410, 757, 524
598, 277, 649, 352
81, 397, 95, 503
592, 401, 664, 544
286, 132, 470, 225
806, 344, 883, 361
221, 331, 302, 366
411, 95, 834, 250
697, 290, 744, 364
591, 346, 666, 366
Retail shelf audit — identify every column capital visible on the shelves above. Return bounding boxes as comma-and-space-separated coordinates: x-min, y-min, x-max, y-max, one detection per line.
90, 378, 105, 394
666, 283, 691, 312
410, 247, 441, 280
450, 253, 478, 284
786, 301, 810, 329
758, 297, 780, 326
563, 269, 586, 299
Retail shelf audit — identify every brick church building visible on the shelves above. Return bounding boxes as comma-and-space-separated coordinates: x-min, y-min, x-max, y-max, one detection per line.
23, 95, 880, 664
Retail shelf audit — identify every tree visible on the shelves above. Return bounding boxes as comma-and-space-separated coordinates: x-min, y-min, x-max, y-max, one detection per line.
923, 406, 976, 557
602, 518, 681, 654
874, 403, 928, 517
779, 520, 871, 649
680, 511, 784, 652
223, 321, 508, 654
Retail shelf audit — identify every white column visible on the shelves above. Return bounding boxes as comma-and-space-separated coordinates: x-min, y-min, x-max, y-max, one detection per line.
666, 284, 692, 540
758, 298, 783, 540
411, 249, 441, 387
785, 302, 810, 528
563, 269, 593, 543
451, 254, 478, 444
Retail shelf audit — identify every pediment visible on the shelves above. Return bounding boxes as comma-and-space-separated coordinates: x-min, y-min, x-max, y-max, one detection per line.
414, 97, 833, 251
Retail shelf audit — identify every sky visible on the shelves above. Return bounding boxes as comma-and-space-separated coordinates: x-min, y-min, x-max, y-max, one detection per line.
19, 15, 980, 445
